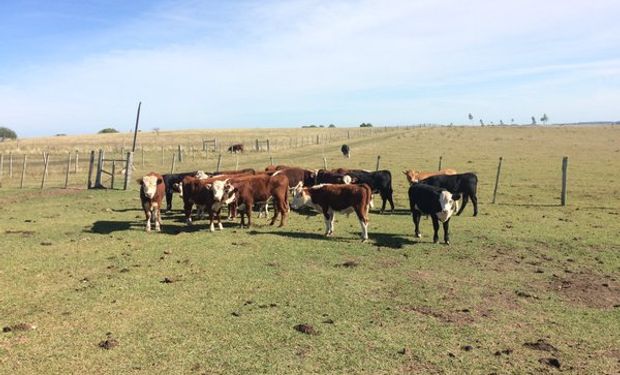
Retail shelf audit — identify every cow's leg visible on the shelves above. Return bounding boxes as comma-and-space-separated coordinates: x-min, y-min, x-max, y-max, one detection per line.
217, 209, 224, 230
209, 209, 216, 232
355, 207, 369, 242
457, 194, 469, 216
443, 219, 450, 245
184, 202, 193, 225
245, 200, 253, 227
412, 210, 422, 238
322, 209, 332, 236
431, 216, 440, 243
144, 206, 152, 232
388, 189, 395, 213
327, 209, 335, 236
155, 206, 162, 232
278, 195, 288, 227
380, 191, 388, 214
470, 193, 478, 216
165, 189, 173, 212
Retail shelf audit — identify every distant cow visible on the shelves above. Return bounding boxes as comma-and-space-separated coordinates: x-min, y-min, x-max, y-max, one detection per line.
291, 182, 372, 242
334, 168, 394, 213
403, 168, 458, 184
228, 144, 244, 153
408, 183, 460, 245
341, 144, 351, 158
418, 173, 478, 216
216, 173, 289, 228
137, 172, 165, 232
162, 171, 197, 212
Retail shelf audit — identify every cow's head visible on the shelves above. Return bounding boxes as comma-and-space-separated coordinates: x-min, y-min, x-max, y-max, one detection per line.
290, 182, 311, 210
436, 191, 461, 222
172, 182, 183, 197
210, 179, 229, 201
195, 170, 210, 180
403, 170, 418, 184
138, 175, 162, 199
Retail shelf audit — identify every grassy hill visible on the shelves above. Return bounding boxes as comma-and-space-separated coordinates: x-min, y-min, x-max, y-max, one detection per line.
1, 125, 619, 374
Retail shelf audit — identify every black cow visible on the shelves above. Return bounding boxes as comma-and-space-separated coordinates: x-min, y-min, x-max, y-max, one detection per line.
418, 173, 478, 216
162, 171, 197, 212
334, 169, 394, 213
228, 144, 244, 153
310, 169, 352, 186
408, 183, 460, 245
341, 144, 350, 158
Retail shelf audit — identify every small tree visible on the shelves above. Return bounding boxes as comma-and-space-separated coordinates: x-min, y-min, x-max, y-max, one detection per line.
500, 120, 504, 125
328, 124, 336, 128
468, 113, 474, 125
153, 127, 160, 135
531, 116, 537, 125
540, 113, 549, 125
98, 128, 119, 134
360, 123, 373, 127
0, 126, 17, 140
479, 119, 484, 126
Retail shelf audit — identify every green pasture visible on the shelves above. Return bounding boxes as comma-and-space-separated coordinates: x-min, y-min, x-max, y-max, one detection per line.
1, 125, 619, 374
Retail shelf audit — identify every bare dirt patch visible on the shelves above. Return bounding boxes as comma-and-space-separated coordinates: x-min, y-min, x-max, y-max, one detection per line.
549, 271, 619, 309
401, 306, 475, 325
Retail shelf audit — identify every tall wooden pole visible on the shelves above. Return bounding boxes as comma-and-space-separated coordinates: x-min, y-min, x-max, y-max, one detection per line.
492, 157, 503, 204
561, 156, 568, 206
87, 151, 95, 189
20, 155, 27, 189
131, 101, 141, 152
376, 155, 381, 171
40, 152, 50, 190
123, 152, 134, 191
64, 152, 72, 188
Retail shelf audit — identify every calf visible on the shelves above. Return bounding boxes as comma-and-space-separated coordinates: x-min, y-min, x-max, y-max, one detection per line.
418, 173, 478, 216
137, 172, 165, 232
218, 174, 289, 227
176, 176, 235, 231
341, 144, 351, 158
336, 169, 394, 213
162, 171, 197, 211
403, 168, 457, 184
408, 183, 460, 244
291, 182, 372, 242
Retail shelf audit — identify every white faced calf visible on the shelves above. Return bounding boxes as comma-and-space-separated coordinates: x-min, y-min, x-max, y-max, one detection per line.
137, 173, 165, 232
408, 183, 460, 244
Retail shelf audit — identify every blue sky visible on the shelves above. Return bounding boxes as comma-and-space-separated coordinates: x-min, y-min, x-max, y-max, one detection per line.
1, 0, 619, 137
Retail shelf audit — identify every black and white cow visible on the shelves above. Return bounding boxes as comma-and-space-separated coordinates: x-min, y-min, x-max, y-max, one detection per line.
338, 169, 394, 213
162, 171, 197, 212
341, 144, 351, 158
417, 173, 478, 216
408, 183, 460, 245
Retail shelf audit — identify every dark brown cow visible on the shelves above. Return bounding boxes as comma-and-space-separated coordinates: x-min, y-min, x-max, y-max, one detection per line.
137, 172, 165, 232
217, 173, 290, 227
291, 182, 372, 242
227, 144, 244, 153
272, 167, 316, 187
264, 165, 290, 173
175, 176, 235, 231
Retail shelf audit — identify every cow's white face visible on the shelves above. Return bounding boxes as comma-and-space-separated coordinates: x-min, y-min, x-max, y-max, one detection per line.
141, 175, 159, 199
290, 183, 310, 210
210, 180, 227, 201
436, 191, 458, 222
196, 170, 210, 180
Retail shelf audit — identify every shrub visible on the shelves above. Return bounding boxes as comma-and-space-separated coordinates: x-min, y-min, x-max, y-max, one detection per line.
98, 128, 119, 134
0, 127, 17, 140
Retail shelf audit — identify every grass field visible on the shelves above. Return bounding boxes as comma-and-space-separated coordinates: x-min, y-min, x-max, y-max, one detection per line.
1, 125, 619, 374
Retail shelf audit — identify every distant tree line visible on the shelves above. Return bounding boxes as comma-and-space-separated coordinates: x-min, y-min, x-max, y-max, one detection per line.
0, 126, 17, 140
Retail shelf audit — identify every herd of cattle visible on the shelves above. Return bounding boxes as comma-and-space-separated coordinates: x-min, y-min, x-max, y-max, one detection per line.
137, 163, 478, 244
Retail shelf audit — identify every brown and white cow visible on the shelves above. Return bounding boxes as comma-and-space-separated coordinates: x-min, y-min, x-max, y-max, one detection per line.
403, 168, 457, 184
290, 182, 372, 242
175, 176, 236, 231
217, 173, 289, 228
137, 172, 165, 232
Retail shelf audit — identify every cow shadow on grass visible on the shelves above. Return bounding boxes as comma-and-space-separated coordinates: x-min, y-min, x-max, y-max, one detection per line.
372, 232, 417, 249
89, 220, 135, 234
88, 220, 211, 235
248, 230, 327, 241
372, 208, 411, 216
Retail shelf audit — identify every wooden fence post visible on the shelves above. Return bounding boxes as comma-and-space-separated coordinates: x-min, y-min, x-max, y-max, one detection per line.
255, 139, 259, 152
161, 146, 165, 165
267, 139, 271, 153
376, 155, 381, 171
123, 152, 134, 191
40, 153, 50, 190
110, 160, 116, 189
561, 156, 568, 206
269, 156, 273, 166
170, 153, 176, 174
20, 155, 27, 189
216, 154, 222, 172
438, 156, 443, 171
323, 157, 328, 170
74, 150, 79, 173
94, 149, 105, 188
0, 153, 3, 179
9, 152, 13, 178
235, 155, 239, 171
87, 151, 95, 189
492, 157, 503, 204
177, 144, 183, 162
64, 152, 72, 188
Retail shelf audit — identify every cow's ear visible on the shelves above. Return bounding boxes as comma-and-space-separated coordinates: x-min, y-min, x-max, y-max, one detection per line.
452, 193, 461, 201
136, 178, 143, 185
157, 178, 163, 184
402, 170, 408, 175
